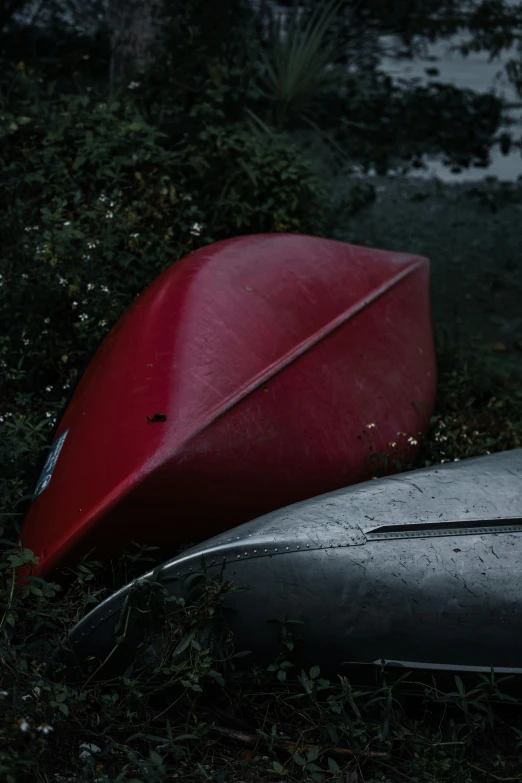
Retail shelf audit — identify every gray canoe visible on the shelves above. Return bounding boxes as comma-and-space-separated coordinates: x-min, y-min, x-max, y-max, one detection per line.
67, 449, 522, 677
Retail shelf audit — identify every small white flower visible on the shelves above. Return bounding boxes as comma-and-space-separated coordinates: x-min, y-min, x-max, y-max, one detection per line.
87, 241, 97, 249
87, 283, 94, 291
45, 411, 52, 418
98, 319, 107, 327
105, 210, 113, 219
42, 330, 48, 335
454, 457, 460, 461
0, 690, 7, 696
182, 194, 192, 201
366, 422, 376, 429
130, 232, 140, 238
98, 194, 107, 203
127, 81, 141, 90
44, 317, 50, 324
190, 222, 202, 236
101, 285, 109, 293
24, 226, 32, 232
22, 338, 30, 345
72, 301, 78, 309
63, 221, 71, 226
37, 723, 54, 735
45, 386, 53, 392
409, 438, 418, 446
21, 273, 28, 279
388, 441, 397, 448
17, 719, 30, 732
79, 313, 88, 322
0, 416, 4, 422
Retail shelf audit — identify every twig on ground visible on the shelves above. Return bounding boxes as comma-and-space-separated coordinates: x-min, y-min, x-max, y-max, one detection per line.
467, 761, 522, 781
210, 724, 389, 758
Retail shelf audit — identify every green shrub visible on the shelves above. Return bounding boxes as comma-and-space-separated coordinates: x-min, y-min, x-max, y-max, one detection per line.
0, 65, 332, 521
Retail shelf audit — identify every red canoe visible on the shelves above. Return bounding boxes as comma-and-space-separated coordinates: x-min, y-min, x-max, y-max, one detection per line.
21, 234, 436, 580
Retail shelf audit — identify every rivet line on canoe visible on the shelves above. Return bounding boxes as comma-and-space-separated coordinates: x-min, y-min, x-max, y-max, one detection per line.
71, 542, 360, 643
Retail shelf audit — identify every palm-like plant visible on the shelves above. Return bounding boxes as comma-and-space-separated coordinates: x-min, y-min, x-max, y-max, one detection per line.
255, 0, 345, 130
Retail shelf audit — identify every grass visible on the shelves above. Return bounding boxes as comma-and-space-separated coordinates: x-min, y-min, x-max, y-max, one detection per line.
335, 175, 522, 366
2, 157, 522, 781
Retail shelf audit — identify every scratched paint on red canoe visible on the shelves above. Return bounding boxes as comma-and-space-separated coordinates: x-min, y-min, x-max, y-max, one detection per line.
21, 233, 436, 579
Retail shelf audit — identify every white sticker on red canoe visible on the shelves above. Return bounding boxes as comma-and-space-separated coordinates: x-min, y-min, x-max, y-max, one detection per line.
34, 429, 69, 498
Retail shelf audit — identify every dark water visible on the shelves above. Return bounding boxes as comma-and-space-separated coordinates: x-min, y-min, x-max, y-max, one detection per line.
379, 33, 522, 182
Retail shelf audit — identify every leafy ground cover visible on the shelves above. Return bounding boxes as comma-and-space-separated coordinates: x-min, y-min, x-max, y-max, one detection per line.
1, 29, 522, 782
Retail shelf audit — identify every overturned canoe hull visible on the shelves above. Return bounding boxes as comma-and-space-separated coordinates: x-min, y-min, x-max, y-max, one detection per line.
22, 234, 436, 580
68, 450, 522, 678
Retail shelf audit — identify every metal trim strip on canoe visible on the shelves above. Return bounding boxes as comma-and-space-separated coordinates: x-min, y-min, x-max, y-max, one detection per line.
367, 517, 522, 541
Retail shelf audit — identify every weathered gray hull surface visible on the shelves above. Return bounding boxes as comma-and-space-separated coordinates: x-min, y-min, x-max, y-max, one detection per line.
68, 450, 522, 676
